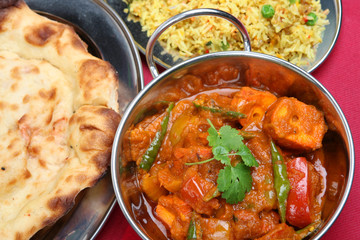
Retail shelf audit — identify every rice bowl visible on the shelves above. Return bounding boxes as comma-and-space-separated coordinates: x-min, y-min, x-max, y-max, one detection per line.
123, 0, 329, 67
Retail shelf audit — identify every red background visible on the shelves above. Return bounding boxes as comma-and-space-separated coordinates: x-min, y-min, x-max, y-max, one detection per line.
98, 0, 360, 239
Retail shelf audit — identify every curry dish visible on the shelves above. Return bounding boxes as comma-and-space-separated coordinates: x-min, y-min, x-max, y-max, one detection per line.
122, 64, 334, 240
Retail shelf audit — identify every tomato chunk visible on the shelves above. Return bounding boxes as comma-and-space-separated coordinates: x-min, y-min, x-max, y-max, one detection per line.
156, 195, 193, 240
180, 168, 219, 215
286, 157, 313, 228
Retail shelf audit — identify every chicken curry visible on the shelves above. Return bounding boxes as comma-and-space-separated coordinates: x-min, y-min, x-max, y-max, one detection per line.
121, 64, 340, 240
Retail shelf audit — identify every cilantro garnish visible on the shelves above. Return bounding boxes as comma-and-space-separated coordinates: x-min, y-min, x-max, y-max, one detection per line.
186, 119, 258, 204
218, 164, 253, 204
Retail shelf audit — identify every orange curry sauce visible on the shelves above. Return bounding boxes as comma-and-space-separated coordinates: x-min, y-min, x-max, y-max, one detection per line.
121, 64, 345, 240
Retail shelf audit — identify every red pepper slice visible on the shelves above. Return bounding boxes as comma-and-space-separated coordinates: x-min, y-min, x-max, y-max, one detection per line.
286, 157, 313, 228
181, 176, 206, 204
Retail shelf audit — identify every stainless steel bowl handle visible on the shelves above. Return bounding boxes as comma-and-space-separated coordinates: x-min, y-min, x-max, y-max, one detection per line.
145, 8, 252, 78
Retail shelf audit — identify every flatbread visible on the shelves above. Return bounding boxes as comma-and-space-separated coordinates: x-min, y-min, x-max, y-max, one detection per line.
0, 1, 121, 239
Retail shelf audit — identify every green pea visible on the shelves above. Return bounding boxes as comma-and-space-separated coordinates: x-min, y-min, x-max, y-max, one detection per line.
306, 12, 318, 26
261, 5, 275, 18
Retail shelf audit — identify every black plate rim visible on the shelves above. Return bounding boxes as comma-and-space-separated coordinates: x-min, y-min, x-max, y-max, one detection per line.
21, 0, 143, 239
107, 0, 342, 73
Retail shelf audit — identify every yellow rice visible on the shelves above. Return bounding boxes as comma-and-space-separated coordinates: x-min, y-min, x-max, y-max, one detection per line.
123, 0, 329, 67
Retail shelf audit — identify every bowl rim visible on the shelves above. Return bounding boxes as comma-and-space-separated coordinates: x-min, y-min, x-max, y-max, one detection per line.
111, 51, 355, 240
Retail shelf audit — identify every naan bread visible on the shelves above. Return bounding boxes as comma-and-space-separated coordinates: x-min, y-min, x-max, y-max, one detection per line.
0, 1, 121, 239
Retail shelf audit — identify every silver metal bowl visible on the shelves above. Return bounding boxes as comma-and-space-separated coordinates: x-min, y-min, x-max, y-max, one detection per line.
111, 9, 354, 240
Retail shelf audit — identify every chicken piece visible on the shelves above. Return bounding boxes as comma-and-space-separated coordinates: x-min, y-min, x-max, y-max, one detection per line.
180, 166, 220, 216
128, 113, 163, 164
237, 133, 277, 212
231, 87, 277, 131
264, 97, 327, 151
232, 210, 280, 240
157, 165, 183, 193
255, 223, 300, 240
140, 164, 168, 201
156, 195, 192, 240
199, 218, 233, 240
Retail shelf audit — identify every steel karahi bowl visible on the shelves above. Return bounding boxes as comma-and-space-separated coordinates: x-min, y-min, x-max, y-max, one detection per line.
111, 9, 354, 240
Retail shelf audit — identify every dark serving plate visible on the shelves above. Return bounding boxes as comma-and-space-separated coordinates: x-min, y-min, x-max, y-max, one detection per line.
106, 0, 342, 72
24, 0, 143, 239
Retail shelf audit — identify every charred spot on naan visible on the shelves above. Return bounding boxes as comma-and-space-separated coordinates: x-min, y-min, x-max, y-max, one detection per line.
23, 12, 88, 53
22, 94, 31, 104
15, 232, 23, 240
43, 191, 78, 228
0, 133, 30, 195
78, 59, 118, 105
71, 34, 89, 52
47, 192, 77, 214
54, 25, 89, 55
38, 88, 57, 101
69, 105, 121, 172
94, 107, 122, 134
0, 0, 22, 32
10, 65, 40, 80
25, 22, 63, 46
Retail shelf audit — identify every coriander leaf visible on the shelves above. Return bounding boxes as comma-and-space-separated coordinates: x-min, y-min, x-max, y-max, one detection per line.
217, 163, 253, 204
218, 125, 244, 151
235, 144, 259, 167
188, 119, 258, 204
206, 120, 257, 167
213, 145, 231, 165
217, 165, 231, 191
207, 119, 220, 147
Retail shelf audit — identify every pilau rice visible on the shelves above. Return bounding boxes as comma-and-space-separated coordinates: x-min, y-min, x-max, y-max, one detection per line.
123, 0, 329, 67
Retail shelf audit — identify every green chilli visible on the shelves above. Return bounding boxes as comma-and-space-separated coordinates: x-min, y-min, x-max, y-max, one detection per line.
193, 101, 246, 118
270, 141, 291, 223
187, 213, 197, 239
139, 102, 174, 171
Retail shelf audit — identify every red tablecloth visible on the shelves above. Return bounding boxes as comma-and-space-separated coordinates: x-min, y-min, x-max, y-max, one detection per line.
98, 1, 360, 239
